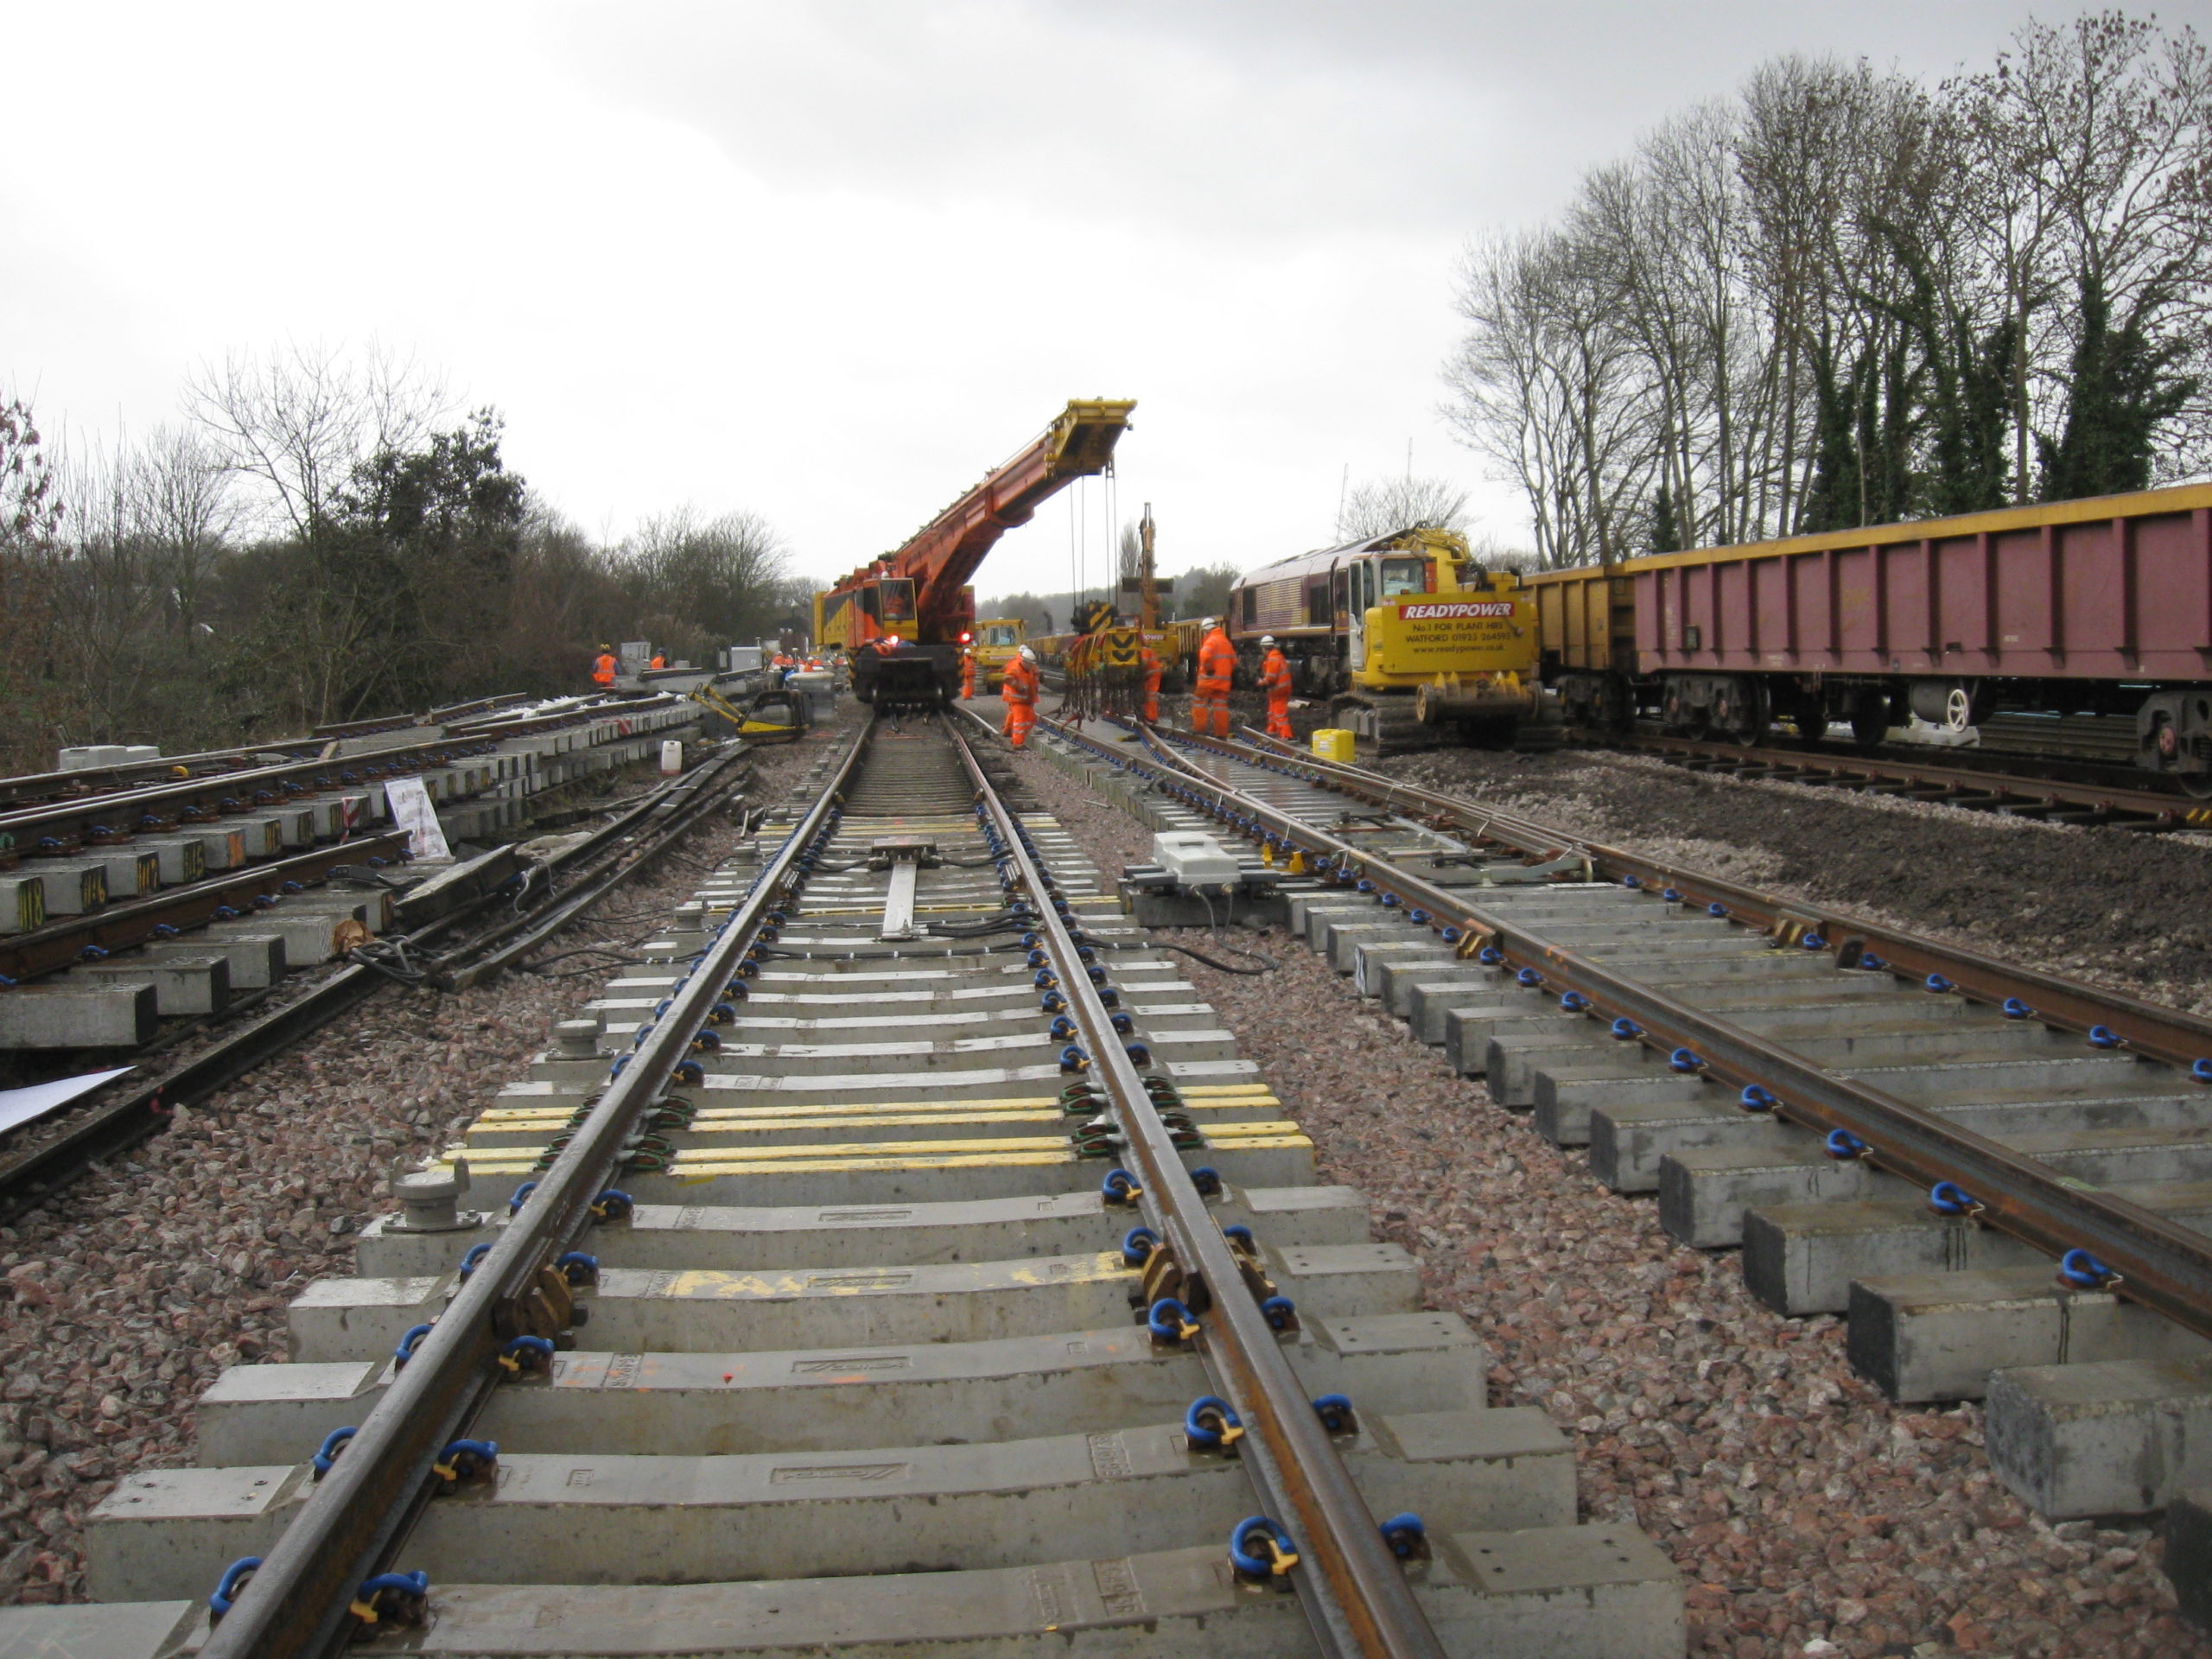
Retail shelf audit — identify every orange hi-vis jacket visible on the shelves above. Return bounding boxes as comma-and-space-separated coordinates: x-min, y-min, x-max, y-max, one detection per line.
1196, 627, 1236, 690
1141, 644, 1161, 688
1001, 658, 1039, 706
1260, 647, 1291, 698
592, 652, 618, 685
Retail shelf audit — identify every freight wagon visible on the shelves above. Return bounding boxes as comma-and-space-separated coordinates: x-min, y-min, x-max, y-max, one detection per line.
1527, 483, 2212, 795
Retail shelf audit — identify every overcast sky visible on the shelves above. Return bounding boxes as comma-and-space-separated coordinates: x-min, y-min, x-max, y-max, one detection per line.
6, 2, 2095, 600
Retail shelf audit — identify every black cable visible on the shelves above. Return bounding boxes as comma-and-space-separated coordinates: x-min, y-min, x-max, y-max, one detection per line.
1145, 938, 1277, 975
925, 911, 1031, 938
346, 939, 431, 985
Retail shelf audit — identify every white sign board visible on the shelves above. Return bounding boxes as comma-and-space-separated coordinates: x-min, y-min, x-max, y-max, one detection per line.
383, 777, 451, 861
0, 1068, 134, 1139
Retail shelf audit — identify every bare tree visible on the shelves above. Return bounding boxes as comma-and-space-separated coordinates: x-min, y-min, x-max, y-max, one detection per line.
620, 506, 791, 659
1976, 13, 2212, 481
184, 340, 448, 539
182, 342, 450, 724
1334, 474, 1472, 541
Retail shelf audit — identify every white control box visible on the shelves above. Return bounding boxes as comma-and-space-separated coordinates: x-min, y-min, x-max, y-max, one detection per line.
1152, 831, 1239, 889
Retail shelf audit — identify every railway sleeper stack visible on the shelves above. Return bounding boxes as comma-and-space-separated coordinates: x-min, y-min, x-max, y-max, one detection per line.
0, 700, 701, 1051
1027, 718, 2212, 1618
53, 721, 1683, 1659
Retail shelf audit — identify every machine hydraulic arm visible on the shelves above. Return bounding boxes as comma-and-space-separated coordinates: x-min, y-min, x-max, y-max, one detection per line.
823, 399, 1134, 704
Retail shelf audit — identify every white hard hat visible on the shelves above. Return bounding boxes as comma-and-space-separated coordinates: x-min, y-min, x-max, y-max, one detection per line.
1260, 635, 1276, 648
1202, 616, 1218, 630
1020, 645, 1037, 663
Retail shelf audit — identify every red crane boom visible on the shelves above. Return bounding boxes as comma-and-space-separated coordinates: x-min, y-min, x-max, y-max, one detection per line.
821, 398, 1135, 706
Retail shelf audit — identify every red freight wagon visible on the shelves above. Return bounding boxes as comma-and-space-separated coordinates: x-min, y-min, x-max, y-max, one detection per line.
1528, 483, 2212, 794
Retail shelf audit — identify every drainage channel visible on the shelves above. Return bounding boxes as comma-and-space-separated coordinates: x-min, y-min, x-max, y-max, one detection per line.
1031, 715, 2212, 1601
24, 714, 1684, 1659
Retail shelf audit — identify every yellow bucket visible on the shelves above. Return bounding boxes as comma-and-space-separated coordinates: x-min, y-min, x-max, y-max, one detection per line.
1311, 728, 1355, 763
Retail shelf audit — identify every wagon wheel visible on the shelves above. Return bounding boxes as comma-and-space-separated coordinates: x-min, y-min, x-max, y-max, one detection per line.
1848, 692, 1890, 749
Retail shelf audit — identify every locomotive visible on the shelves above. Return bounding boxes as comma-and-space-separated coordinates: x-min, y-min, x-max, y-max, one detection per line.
1227, 526, 1540, 752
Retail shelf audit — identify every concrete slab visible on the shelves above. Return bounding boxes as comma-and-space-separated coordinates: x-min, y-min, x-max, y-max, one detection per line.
70, 1530, 1679, 1658
1847, 1266, 2212, 1402
289, 1243, 1402, 1363
90, 1411, 1573, 1600
0, 982, 158, 1048
145, 932, 286, 990
0, 1601, 200, 1659
200, 1312, 1490, 1465
1743, 1201, 2048, 1317
26, 860, 107, 914
1659, 1143, 1914, 1249
1986, 1355, 2212, 1517
74, 953, 230, 1017
354, 1181, 1371, 1277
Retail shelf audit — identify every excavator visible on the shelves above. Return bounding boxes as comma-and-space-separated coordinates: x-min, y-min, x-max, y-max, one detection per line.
816, 399, 1135, 707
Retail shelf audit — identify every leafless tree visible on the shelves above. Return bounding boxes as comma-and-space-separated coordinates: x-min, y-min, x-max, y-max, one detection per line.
1334, 474, 1472, 541
1970, 13, 2212, 480
184, 340, 448, 539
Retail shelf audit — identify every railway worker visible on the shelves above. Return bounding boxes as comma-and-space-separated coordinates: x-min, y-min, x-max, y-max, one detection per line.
1193, 616, 1235, 737
1141, 639, 1162, 723
649, 652, 667, 671
961, 644, 976, 699
591, 644, 619, 687
1001, 645, 1040, 749
1258, 635, 1294, 741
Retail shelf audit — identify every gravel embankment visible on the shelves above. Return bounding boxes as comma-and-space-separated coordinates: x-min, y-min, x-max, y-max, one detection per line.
1015, 741, 2208, 1659
1382, 746, 2212, 1020
0, 723, 842, 1604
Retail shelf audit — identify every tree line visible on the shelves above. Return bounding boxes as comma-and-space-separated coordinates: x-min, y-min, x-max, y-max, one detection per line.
1446, 11, 2212, 567
0, 345, 808, 772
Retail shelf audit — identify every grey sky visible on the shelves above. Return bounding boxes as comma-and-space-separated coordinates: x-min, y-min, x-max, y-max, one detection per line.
5, 2, 2110, 599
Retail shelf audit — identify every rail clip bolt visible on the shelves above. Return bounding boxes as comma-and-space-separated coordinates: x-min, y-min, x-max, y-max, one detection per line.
1229, 1516, 1300, 1580
2059, 1248, 2121, 1290
1929, 1181, 1980, 1217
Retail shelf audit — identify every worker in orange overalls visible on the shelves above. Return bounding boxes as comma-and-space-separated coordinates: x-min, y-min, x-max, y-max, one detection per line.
961, 645, 976, 699
649, 652, 667, 670
1001, 645, 1039, 749
1140, 640, 1162, 723
1258, 634, 1294, 741
1192, 616, 1235, 737
592, 645, 619, 687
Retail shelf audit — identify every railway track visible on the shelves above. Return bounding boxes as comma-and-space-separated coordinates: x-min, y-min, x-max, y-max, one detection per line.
0, 735, 760, 1219
0, 690, 720, 1230
1573, 725, 2212, 830
33, 710, 1684, 1658
1025, 715, 2212, 1612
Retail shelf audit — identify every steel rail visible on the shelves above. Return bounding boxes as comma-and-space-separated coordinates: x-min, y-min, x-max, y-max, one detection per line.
1058, 717, 2212, 1345
433, 746, 755, 990
0, 832, 412, 984
1217, 725, 2212, 1073
0, 745, 755, 1222
948, 715, 1444, 1659
196, 714, 874, 1659
1583, 727, 2212, 826
0, 694, 690, 850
